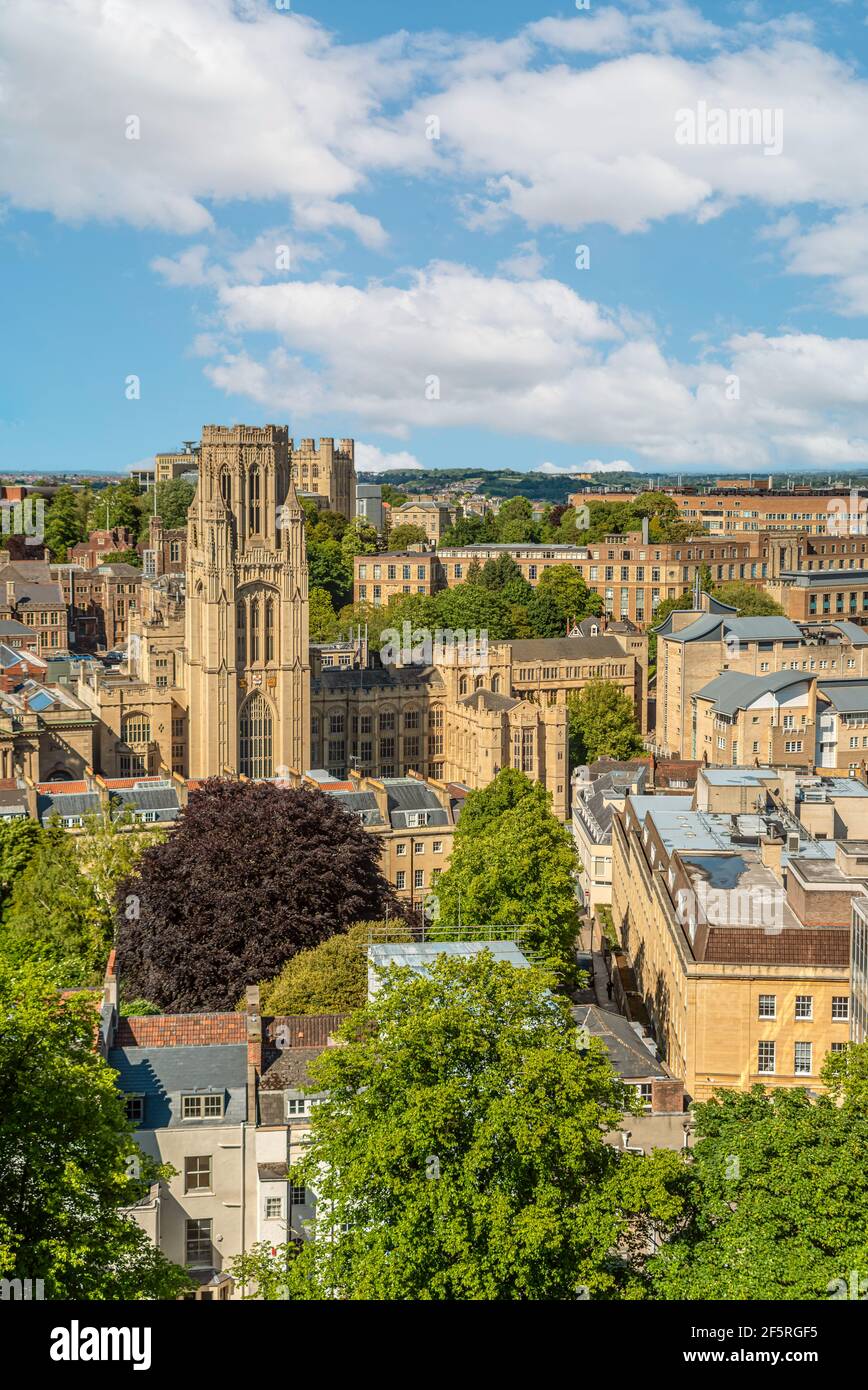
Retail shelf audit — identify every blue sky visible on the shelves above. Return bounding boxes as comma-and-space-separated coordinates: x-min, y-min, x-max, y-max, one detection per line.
1, 0, 867, 477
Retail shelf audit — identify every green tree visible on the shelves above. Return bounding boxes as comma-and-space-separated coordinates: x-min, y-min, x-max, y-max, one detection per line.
476, 553, 531, 604
307, 537, 352, 607
86, 481, 142, 535
440, 513, 498, 547
43, 484, 86, 561
287, 951, 684, 1300
76, 809, 164, 948
0, 958, 190, 1299
650, 1045, 868, 1300
568, 680, 644, 765
387, 523, 428, 550
260, 920, 411, 1015
435, 585, 514, 640
0, 823, 106, 985
229, 1241, 298, 1300
0, 818, 43, 911
309, 586, 340, 641
380, 484, 407, 508
534, 564, 603, 630
713, 581, 784, 616
153, 477, 195, 530
433, 770, 580, 973
101, 549, 141, 568
340, 519, 380, 560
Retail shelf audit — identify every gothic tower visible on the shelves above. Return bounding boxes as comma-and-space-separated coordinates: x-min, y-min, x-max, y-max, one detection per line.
185, 424, 310, 779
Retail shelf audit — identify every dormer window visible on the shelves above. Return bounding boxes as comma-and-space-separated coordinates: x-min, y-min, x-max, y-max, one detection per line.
181, 1093, 225, 1120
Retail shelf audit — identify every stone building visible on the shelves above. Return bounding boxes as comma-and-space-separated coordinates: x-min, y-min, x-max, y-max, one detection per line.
59, 562, 142, 651
291, 437, 355, 520
0, 561, 67, 656
185, 424, 311, 781
655, 595, 868, 759
610, 790, 855, 1102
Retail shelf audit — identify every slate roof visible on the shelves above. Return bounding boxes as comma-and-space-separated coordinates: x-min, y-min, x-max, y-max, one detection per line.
509, 635, 626, 660
457, 688, 518, 713
571, 1005, 668, 1080
107, 1043, 248, 1128
260, 1046, 329, 1092
109, 784, 181, 821
37, 789, 101, 821
693, 668, 811, 715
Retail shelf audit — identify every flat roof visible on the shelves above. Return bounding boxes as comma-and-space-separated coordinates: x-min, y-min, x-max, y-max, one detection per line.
701, 767, 779, 785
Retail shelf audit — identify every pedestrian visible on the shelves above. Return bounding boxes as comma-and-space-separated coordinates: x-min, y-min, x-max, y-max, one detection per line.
606, 979, 613, 1000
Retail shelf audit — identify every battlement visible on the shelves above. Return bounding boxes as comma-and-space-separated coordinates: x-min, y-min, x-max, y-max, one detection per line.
201, 424, 289, 445
291, 437, 354, 460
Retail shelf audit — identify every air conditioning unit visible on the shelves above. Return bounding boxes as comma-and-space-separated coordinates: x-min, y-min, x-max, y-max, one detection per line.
787, 832, 801, 854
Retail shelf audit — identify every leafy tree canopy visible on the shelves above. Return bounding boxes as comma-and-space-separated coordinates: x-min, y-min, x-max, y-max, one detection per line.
287, 952, 685, 1300
387, 523, 428, 550
259, 920, 412, 1015
432, 770, 580, 973
116, 780, 399, 1011
568, 679, 644, 765
713, 581, 785, 616
0, 958, 190, 1299
650, 1045, 868, 1300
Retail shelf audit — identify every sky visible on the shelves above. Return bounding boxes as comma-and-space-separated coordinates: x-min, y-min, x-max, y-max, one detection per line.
1, 0, 867, 478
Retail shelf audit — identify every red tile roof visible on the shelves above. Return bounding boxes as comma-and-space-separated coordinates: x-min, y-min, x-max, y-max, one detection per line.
37, 780, 88, 794
116, 1014, 246, 1046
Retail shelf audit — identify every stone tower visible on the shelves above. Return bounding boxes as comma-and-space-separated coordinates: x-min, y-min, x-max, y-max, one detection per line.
185, 424, 310, 780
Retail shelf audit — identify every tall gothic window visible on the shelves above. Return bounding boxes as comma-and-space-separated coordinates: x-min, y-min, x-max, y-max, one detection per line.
250, 598, 260, 663
239, 693, 273, 780
248, 466, 261, 534
220, 469, 232, 506
265, 597, 275, 662
237, 602, 246, 667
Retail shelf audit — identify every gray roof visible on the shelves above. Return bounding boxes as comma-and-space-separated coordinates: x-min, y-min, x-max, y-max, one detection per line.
0, 619, 33, 636
38, 790, 101, 821
829, 621, 868, 645
331, 789, 386, 826
312, 664, 441, 692
571, 1005, 668, 1081
818, 680, 868, 714
723, 617, 803, 641
693, 668, 811, 715
108, 1043, 248, 1127
109, 786, 181, 821
660, 614, 802, 645
656, 613, 723, 643
509, 635, 626, 660
260, 1046, 328, 1092
458, 688, 518, 712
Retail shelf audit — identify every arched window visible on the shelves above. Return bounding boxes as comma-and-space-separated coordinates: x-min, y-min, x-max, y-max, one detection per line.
220, 470, 232, 506
122, 714, 150, 747
474, 675, 485, 690
248, 466, 261, 534
236, 602, 246, 667
491, 674, 501, 693
250, 599, 260, 663
265, 598, 275, 663
239, 693, 273, 780
459, 676, 468, 696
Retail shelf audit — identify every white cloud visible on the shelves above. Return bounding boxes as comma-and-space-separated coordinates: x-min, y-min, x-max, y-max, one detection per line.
407, 39, 868, 235
777, 209, 868, 316
201, 261, 868, 468
3, 2, 868, 253
579, 458, 637, 473
355, 444, 423, 472
497, 240, 546, 279
0, 0, 411, 240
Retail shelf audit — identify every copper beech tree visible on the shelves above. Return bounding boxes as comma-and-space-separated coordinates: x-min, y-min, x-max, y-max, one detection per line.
115, 779, 399, 1012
